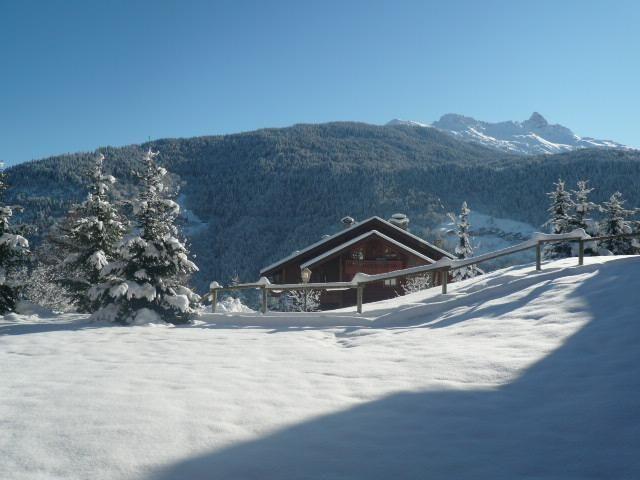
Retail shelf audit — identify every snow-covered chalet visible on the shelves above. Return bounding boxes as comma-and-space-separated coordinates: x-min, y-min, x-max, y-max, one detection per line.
260, 215, 455, 309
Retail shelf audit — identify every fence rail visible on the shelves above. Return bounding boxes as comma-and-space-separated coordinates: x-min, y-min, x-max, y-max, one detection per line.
210, 229, 640, 314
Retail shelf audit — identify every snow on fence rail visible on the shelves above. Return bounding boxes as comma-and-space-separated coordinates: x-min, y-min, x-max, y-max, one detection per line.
210, 229, 640, 314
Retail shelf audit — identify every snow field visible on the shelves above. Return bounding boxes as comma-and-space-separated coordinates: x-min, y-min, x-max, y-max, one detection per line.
1, 256, 639, 479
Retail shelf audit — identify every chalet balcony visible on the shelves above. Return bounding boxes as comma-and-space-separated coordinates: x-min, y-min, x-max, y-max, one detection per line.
344, 259, 404, 278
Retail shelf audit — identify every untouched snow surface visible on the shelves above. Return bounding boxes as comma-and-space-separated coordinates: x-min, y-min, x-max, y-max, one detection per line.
1, 256, 639, 479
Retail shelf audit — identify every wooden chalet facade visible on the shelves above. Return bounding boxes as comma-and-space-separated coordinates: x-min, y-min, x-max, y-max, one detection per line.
260, 216, 455, 310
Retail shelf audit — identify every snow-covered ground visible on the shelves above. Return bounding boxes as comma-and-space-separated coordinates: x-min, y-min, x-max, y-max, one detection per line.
1, 256, 639, 479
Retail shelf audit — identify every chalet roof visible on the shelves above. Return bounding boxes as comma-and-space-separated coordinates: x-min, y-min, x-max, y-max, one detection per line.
260, 216, 454, 276
300, 229, 435, 270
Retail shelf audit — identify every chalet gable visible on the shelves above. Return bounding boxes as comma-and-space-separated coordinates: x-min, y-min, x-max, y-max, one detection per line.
260, 216, 453, 277
300, 230, 435, 270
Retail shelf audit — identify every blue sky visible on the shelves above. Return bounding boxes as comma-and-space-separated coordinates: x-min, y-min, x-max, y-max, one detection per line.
1, 0, 638, 165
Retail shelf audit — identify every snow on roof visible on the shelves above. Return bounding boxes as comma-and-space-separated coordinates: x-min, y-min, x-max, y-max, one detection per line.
300, 229, 435, 270
260, 216, 453, 275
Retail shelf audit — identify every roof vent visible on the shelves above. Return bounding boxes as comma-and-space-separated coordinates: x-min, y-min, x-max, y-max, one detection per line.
341, 216, 356, 229
389, 213, 409, 230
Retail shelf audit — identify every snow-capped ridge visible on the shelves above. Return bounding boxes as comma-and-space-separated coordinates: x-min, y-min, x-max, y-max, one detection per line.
386, 112, 631, 155
385, 118, 430, 128
432, 112, 631, 155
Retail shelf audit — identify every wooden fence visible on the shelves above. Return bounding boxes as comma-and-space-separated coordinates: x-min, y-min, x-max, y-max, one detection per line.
210, 230, 640, 314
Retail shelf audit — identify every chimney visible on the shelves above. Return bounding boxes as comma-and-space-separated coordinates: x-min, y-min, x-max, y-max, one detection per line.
389, 213, 409, 230
341, 216, 356, 229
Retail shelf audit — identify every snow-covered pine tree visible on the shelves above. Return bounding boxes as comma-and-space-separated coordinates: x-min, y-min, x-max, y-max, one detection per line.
447, 201, 477, 281
91, 149, 200, 324
571, 180, 597, 231
56, 154, 127, 312
570, 180, 598, 255
544, 179, 574, 258
599, 192, 638, 255
0, 165, 29, 313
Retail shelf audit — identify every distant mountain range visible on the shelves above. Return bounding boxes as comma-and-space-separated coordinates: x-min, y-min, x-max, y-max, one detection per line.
387, 112, 631, 155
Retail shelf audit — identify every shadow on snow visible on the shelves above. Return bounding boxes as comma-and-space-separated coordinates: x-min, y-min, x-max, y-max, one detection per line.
149, 257, 640, 479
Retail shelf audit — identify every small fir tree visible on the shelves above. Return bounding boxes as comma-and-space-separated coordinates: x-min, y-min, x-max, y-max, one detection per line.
17, 261, 74, 313
56, 154, 127, 312
402, 273, 432, 294
0, 166, 29, 313
570, 180, 598, 255
91, 149, 200, 324
447, 201, 477, 281
544, 179, 574, 258
286, 289, 321, 312
229, 271, 247, 303
571, 181, 597, 232
599, 192, 638, 255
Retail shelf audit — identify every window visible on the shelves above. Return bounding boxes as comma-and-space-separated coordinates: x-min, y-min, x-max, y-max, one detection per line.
384, 278, 397, 287
383, 247, 398, 259
351, 248, 364, 261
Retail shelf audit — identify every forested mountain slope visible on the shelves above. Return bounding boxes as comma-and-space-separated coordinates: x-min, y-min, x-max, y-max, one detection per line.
7, 122, 640, 290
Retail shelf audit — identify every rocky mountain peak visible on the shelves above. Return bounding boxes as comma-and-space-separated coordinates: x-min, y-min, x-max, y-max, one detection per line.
524, 112, 549, 129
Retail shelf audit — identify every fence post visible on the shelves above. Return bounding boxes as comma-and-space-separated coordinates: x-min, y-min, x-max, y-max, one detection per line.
210, 288, 218, 313
578, 239, 584, 266
209, 281, 221, 313
261, 286, 268, 314
356, 284, 363, 314
536, 242, 542, 271
441, 268, 448, 294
